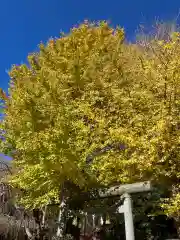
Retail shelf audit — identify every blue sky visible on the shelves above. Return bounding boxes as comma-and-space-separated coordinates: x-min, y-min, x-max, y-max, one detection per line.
0, 0, 180, 92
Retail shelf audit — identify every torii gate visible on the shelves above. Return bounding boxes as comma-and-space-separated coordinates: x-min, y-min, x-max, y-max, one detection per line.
97, 181, 152, 240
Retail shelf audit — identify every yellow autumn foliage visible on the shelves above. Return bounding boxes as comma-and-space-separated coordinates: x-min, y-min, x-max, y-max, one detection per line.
0, 22, 179, 219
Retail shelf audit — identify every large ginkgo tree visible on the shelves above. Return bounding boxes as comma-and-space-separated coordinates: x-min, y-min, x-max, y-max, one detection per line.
0, 21, 179, 230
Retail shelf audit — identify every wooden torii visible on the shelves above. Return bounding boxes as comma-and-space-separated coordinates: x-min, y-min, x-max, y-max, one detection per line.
97, 181, 152, 240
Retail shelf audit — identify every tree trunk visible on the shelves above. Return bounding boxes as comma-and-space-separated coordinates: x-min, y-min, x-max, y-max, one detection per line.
56, 184, 67, 238
56, 197, 67, 238
175, 219, 180, 239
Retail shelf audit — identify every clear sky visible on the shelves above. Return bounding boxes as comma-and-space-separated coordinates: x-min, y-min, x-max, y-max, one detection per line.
0, 0, 180, 92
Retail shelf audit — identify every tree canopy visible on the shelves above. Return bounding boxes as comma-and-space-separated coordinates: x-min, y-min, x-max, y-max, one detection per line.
0, 22, 179, 224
